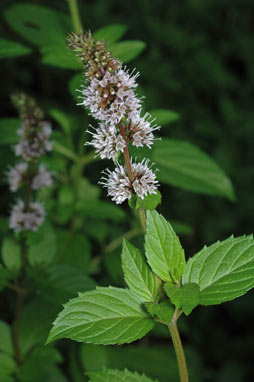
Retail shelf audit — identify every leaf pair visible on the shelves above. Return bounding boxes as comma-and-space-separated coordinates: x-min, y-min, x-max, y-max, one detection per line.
47, 210, 254, 346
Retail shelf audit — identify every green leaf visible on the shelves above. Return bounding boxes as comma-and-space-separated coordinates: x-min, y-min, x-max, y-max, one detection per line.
19, 299, 59, 356
69, 73, 84, 102
182, 235, 254, 305
38, 264, 96, 305
109, 41, 146, 63
121, 240, 159, 303
4, 4, 70, 47
94, 24, 127, 45
87, 368, 158, 382
54, 231, 91, 272
0, 118, 19, 144
164, 283, 200, 315
75, 200, 125, 221
153, 139, 235, 200
145, 301, 174, 324
136, 190, 161, 210
0, 321, 13, 355
148, 109, 180, 126
47, 286, 154, 345
28, 223, 56, 267
1, 236, 21, 271
0, 265, 17, 292
18, 346, 67, 382
0, 353, 16, 378
0, 38, 31, 59
145, 210, 185, 282
41, 45, 83, 69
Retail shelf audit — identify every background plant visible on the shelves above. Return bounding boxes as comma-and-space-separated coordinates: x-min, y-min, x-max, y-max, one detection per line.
0, 0, 253, 381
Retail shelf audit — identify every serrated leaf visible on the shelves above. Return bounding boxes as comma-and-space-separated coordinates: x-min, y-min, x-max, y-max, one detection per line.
136, 190, 161, 210
109, 41, 146, 63
94, 24, 127, 45
153, 139, 235, 200
145, 210, 185, 282
0, 321, 13, 355
0, 118, 20, 144
0, 38, 31, 59
182, 235, 254, 305
4, 4, 70, 47
121, 240, 159, 303
47, 287, 154, 345
164, 283, 200, 315
87, 368, 158, 382
149, 109, 180, 126
155, 300, 174, 324
1, 236, 21, 271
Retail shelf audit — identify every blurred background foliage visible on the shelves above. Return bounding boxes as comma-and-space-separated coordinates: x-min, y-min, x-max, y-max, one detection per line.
0, 0, 253, 381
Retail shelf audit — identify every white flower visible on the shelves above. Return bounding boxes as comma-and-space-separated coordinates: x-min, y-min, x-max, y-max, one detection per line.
9, 200, 45, 232
32, 164, 52, 190
128, 113, 160, 148
7, 162, 28, 192
15, 122, 52, 160
79, 68, 141, 126
86, 123, 126, 161
132, 159, 159, 199
100, 159, 158, 204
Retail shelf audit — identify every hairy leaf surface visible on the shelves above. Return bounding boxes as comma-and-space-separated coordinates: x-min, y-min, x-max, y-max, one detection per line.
164, 283, 200, 315
121, 240, 159, 302
145, 210, 185, 282
182, 235, 254, 305
47, 287, 154, 345
87, 368, 158, 382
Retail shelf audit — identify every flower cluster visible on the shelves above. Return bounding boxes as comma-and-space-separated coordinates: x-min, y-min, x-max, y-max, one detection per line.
8, 94, 53, 232
69, 32, 159, 204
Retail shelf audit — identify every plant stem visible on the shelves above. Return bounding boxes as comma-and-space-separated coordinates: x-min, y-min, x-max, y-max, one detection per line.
67, 0, 82, 33
13, 238, 28, 366
119, 123, 147, 233
168, 309, 189, 382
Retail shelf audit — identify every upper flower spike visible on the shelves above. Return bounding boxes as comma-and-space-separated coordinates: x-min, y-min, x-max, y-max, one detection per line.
68, 31, 121, 80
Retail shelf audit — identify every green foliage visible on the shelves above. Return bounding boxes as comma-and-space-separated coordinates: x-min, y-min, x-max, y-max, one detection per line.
81, 343, 201, 382
153, 139, 235, 200
4, 4, 70, 46
182, 235, 254, 305
0, 38, 31, 59
28, 223, 56, 267
36, 264, 95, 305
146, 301, 174, 324
121, 239, 159, 303
0, 321, 13, 355
47, 287, 154, 345
0, 118, 20, 145
145, 210, 185, 282
136, 190, 162, 210
94, 24, 127, 44
87, 368, 158, 382
109, 41, 146, 63
164, 283, 200, 315
149, 109, 180, 126
0, 352, 16, 380
1, 236, 21, 271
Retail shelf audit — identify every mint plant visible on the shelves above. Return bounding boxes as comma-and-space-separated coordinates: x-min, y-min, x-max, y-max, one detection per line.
46, 27, 254, 382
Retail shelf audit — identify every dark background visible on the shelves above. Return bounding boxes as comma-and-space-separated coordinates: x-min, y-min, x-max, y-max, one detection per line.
0, 0, 253, 381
